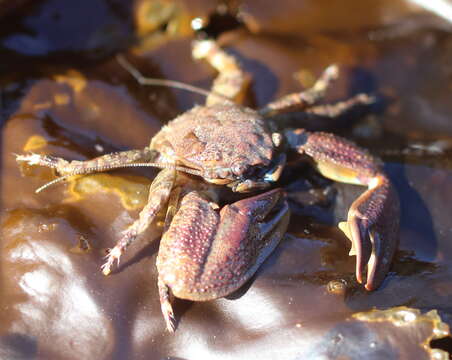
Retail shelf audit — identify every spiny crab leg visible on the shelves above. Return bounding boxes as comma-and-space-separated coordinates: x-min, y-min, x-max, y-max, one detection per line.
285, 129, 399, 290
16, 149, 154, 176
259, 64, 339, 117
156, 188, 290, 331
303, 93, 376, 119
101, 168, 176, 275
192, 39, 251, 106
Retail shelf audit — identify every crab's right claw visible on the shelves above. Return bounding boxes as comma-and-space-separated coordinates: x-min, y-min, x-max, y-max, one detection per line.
339, 176, 400, 291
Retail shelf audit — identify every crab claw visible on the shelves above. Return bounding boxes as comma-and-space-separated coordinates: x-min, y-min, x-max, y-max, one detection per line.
156, 188, 290, 331
158, 188, 291, 301
339, 176, 400, 291
285, 130, 400, 291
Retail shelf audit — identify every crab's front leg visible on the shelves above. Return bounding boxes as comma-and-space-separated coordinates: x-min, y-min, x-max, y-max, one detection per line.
16, 148, 155, 177
286, 129, 399, 290
157, 188, 290, 331
101, 168, 176, 275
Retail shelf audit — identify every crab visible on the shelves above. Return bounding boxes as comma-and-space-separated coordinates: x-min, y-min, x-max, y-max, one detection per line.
16, 39, 399, 332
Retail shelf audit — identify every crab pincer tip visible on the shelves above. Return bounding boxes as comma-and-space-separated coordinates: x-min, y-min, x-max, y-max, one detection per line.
364, 282, 375, 291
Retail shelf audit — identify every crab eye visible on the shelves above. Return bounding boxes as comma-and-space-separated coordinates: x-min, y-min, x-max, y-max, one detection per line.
215, 168, 231, 178
231, 163, 247, 176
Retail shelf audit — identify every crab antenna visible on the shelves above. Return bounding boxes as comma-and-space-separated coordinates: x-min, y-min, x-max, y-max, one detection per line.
111, 162, 203, 177
35, 175, 71, 193
116, 55, 232, 103
34, 162, 203, 193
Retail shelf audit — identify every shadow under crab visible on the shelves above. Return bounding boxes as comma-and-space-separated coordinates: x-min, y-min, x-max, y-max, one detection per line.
16, 39, 399, 332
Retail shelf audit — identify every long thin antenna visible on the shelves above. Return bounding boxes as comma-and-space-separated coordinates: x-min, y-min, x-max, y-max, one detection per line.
34, 161, 203, 193
36, 175, 71, 193
116, 54, 232, 103
105, 162, 203, 176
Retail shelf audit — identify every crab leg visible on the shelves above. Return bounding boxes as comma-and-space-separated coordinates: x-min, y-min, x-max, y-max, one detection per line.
101, 168, 176, 275
285, 129, 399, 290
302, 93, 375, 119
157, 188, 290, 331
16, 148, 154, 176
259, 65, 339, 116
192, 39, 251, 106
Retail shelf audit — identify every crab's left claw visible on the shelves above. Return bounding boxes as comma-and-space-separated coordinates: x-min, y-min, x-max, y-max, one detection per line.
339, 175, 400, 291
285, 130, 400, 291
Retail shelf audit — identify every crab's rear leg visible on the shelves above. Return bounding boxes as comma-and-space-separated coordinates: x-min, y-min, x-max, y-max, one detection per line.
302, 93, 375, 120
259, 65, 374, 117
101, 168, 176, 275
192, 39, 251, 105
157, 188, 290, 332
286, 129, 399, 290
259, 65, 339, 116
